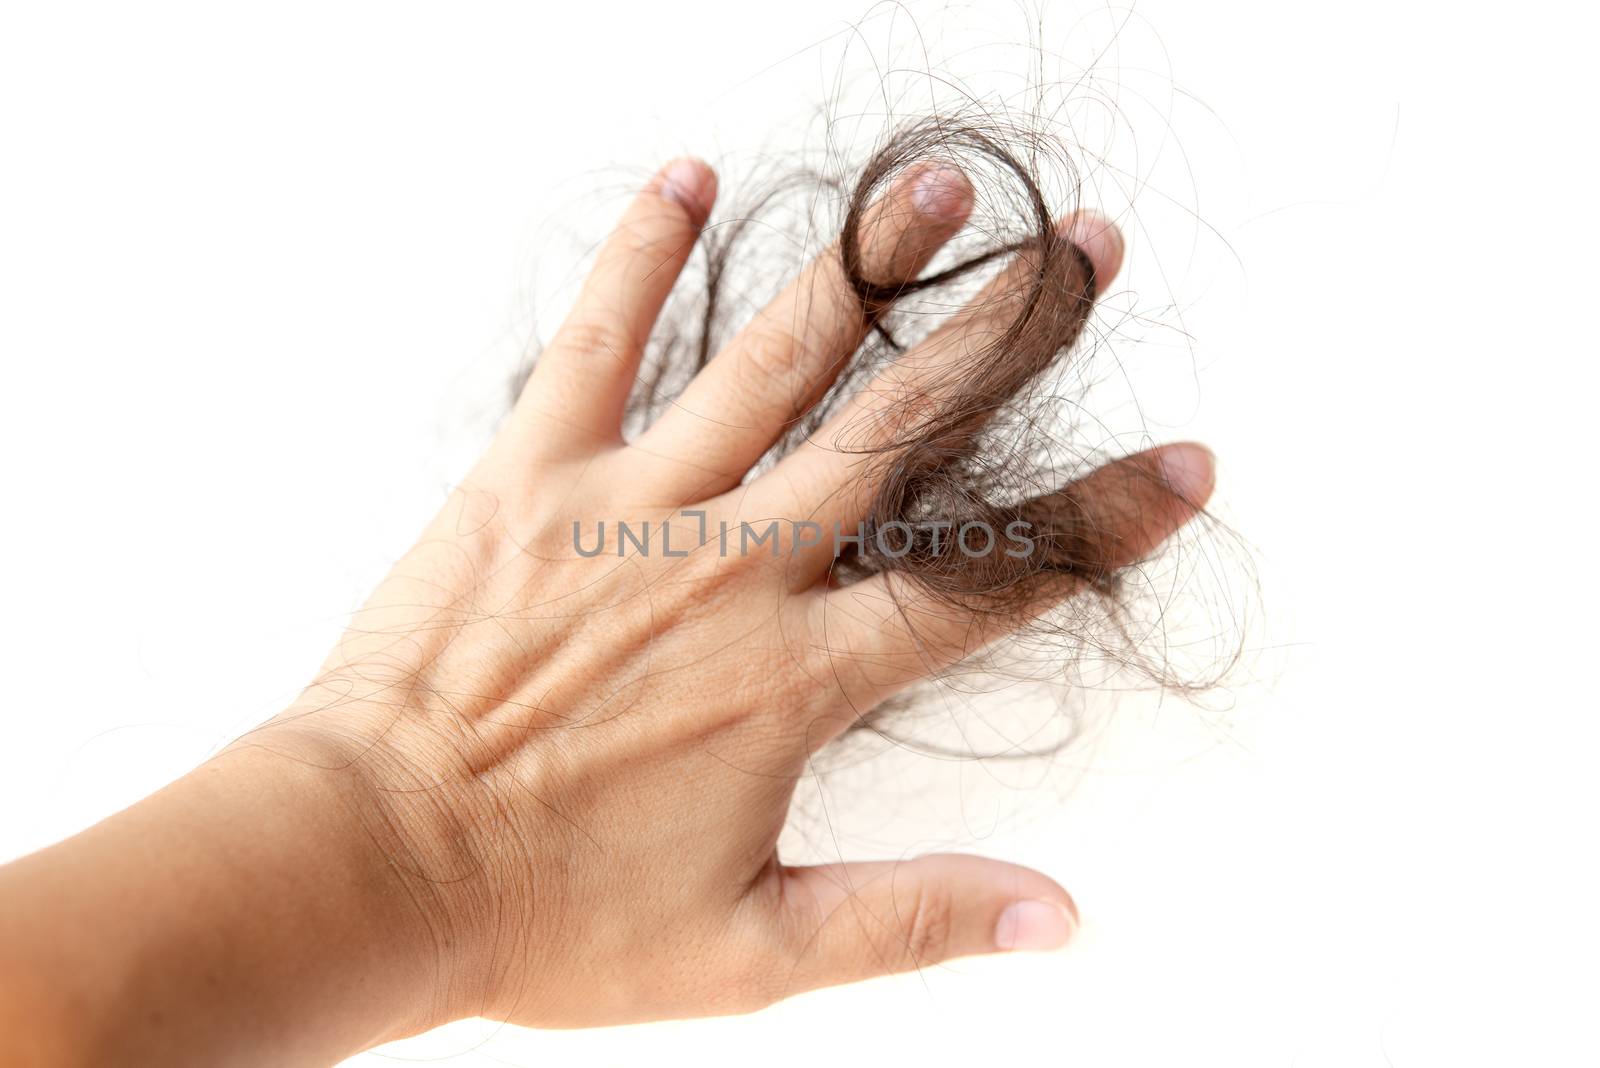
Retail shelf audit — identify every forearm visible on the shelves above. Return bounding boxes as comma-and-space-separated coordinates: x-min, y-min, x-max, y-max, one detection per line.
0, 746, 446, 1066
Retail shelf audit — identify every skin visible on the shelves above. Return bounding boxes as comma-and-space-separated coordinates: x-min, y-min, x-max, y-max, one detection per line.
0, 157, 1214, 1066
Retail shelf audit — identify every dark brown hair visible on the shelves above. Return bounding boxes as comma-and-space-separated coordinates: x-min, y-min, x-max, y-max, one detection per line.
520, 114, 1250, 748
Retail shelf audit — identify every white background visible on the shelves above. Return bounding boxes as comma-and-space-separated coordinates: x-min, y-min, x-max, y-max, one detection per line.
2, 1, 1597, 1065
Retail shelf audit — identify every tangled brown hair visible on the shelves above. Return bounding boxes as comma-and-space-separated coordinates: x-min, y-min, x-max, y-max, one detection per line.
518, 112, 1250, 754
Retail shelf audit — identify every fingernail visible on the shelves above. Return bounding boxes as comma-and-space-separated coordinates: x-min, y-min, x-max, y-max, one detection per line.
994, 899, 1077, 952
1157, 443, 1216, 504
910, 164, 971, 218
657, 158, 714, 225
1060, 210, 1125, 287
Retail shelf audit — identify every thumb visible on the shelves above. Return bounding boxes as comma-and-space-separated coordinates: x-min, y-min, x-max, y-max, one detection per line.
771, 854, 1078, 993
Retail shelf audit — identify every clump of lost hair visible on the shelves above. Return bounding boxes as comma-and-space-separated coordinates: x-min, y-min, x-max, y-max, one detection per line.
521, 108, 1251, 753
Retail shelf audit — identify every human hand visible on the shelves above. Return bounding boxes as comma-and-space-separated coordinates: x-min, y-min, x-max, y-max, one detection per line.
0, 156, 1214, 1066
252, 156, 1214, 1032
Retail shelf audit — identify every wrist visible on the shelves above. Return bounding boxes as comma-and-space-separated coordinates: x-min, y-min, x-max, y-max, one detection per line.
235, 707, 511, 1027
0, 739, 463, 1064
217, 727, 498, 1037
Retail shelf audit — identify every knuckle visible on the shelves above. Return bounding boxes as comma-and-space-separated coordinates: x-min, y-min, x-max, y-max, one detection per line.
729, 328, 806, 405
556, 317, 635, 360
893, 883, 954, 966
741, 327, 798, 379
